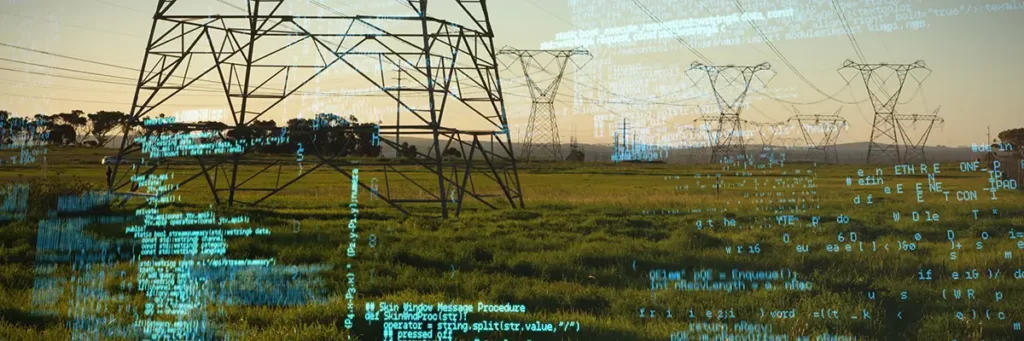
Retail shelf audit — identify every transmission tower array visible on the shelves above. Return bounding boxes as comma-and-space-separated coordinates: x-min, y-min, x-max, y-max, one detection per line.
687, 62, 773, 163
839, 60, 932, 164
108, 0, 524, 218
788, 108, 849, 164
499, 47, 591, 162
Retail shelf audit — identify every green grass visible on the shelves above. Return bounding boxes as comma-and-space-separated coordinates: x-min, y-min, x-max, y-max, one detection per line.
1, 147, 1023, 340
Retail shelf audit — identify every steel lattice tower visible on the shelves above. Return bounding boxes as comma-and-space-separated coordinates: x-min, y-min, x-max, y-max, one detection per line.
839, 60, 931, 164
747, 121, 786, 150
499, 48, 590, 162
788, 108, 848, 164
895, 108, 944, 164
108, 0, 524, 218
687, 62, 772, 163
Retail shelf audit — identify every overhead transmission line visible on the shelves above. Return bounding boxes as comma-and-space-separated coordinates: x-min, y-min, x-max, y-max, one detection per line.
0, 57, 139, 82
0, 42, 137, 72
502, 61, 697, 106
731, 0, 863, 105
0, 11, 146, 38
629, 0, 713, 65
831, 0, 867, 64
0, 43, 418, 99
0, 91, 209, 107
0, 67, 137, 87
630, 0, 789, 124
91, 0, 150, 14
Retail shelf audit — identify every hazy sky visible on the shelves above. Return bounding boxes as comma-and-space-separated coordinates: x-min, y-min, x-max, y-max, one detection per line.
0, 0, 1021, 147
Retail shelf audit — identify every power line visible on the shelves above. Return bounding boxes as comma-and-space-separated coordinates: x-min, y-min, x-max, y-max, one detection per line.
307, 0, 345, 16
562, 75, 708, 106
216, 0, 247, 12
0, 50, 420, 99
524, 0, 574, 26
830, 0, 891, 99
0, 91, 205, 107
0, 60, 231, 94
0, 42, 138, 72
91, 0, 151, 14
731, 0, 862, 105
0, 78, 216, 98
0, 57, 137, 81
0, 67, 136, 87
831, 0, 866, 64
0, 11, 146, 38
628, 0, 713, 65
753, 83, 862, 106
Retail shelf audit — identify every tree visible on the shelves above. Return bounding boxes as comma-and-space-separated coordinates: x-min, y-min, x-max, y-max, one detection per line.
51, 110, 88, 145
998, 128, 1024, 157
442, 147, 462, 159
6, 116, 28, 144
352, 122, 382, 157
0, 110, 11, 143
998, 128, 1024, 146
195, 121, 229, 138
46, 124, 76, 146
88, 111, 128, 147
29, 114, 50, 144
400, 142, 418, 159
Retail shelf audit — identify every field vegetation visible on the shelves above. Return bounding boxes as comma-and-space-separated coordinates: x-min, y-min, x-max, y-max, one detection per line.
1, 147, 1022, 340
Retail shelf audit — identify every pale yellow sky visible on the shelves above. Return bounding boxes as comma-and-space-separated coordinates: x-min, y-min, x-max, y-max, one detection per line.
0, 0, 1021, 147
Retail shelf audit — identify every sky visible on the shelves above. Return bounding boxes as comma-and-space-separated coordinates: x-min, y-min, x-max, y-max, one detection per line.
0, 0, 1021, 148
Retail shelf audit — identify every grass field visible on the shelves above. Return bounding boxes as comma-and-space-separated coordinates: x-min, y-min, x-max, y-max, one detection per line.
1, 147, 1023, 340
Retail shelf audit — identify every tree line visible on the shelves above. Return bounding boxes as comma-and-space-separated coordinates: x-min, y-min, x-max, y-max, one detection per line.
0, 110, 129, 147
0, 110, 400, 158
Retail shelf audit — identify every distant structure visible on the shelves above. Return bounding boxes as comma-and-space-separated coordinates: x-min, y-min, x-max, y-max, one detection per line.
688, 62, 773, 163
611, 118, 667, 163
747, 121, 786, 151
788, 108, 848, 164
612, 118, 630, 163
500, 47, 591, 162
839, 60, 935, 164
566, 136, 585, 162
894, 109, 944, 164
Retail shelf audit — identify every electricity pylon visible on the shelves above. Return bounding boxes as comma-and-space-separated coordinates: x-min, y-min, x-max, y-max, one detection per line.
747, 121, 786, 150
839, 60, 931, 164
788, 108, 849, 164
896, 107, 944, 164
108, 0, 524, 218
687, 62, 773, 163
499, 47, 591, 162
